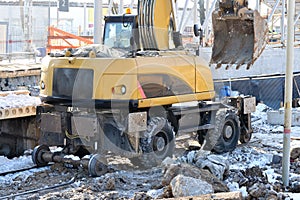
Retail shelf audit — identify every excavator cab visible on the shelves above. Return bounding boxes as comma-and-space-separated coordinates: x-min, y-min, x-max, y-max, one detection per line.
103, 15, 138, 50
209, 0, 268, 69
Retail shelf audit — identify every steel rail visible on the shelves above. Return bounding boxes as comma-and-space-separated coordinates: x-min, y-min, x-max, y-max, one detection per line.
0, 164, 53, 177
0, 176, 75, 199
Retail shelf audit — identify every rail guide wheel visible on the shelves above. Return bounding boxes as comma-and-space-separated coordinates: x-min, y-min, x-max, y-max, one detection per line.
32, 145, 50, 167
240, 128, 252, 144
88, 154, 108, 177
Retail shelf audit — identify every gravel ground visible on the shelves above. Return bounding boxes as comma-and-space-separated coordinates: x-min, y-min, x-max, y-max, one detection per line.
0, 103, 300, 199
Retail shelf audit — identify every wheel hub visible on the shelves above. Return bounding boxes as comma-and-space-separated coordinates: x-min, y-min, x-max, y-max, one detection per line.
224, 125, 233, 139
154, 136, 166, 152
32, 145, 50, 167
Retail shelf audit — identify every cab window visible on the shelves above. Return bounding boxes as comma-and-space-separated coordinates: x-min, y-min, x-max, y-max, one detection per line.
103, 22, 132, 49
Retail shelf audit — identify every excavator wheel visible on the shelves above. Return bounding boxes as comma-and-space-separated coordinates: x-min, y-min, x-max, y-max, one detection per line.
201, 109, 240, 153
32, 145, 50, 167
88, 154, 108, 177
130, 117, 175, 168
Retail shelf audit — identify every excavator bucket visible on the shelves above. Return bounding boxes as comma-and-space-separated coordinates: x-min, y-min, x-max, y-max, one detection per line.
211, 10, 268, 69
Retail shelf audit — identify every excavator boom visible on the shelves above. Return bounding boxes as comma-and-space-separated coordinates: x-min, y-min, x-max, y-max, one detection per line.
138, 0, 180, 50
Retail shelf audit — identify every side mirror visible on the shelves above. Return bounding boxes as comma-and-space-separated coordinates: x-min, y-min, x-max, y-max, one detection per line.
130, 37, 135, 47
193, 24, 202, 37
130, 36, 137, 58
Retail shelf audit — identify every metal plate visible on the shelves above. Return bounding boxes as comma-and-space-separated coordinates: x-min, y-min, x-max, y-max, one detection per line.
128, 112, 147, 132
41, 113, 62, 133
71, 116, 97, 137
243, 97, 256, 114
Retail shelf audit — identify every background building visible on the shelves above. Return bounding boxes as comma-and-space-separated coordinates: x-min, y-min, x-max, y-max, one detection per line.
0, 0, 293, 55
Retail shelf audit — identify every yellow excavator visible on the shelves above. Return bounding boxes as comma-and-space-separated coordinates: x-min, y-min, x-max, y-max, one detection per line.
32, 0, 267, 176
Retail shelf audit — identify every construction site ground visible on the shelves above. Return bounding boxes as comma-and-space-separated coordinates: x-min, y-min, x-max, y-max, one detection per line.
0, 104, 300, 199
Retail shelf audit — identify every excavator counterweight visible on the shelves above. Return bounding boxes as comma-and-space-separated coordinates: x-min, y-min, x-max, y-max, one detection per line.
210, 0, 268, 69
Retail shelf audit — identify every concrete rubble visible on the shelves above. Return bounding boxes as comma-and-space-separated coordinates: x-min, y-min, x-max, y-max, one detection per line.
176, 150, 230, 181
1, 103, 300, 199
170, 174, 214, 197
267, 108, 300, 126
162, 162, 229, 194
162, 191, 243, 200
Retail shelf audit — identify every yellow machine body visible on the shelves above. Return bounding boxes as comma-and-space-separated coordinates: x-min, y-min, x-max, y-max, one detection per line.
40, 51, 215, 109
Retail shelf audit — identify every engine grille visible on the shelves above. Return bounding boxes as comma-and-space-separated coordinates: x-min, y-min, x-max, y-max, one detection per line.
52, 68, 93, 99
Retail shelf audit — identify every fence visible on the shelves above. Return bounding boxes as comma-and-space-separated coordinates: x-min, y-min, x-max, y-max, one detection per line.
215, 73, 300, 109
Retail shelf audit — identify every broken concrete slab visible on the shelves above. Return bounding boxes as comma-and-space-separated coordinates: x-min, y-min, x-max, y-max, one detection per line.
195, 154, 229, 180
179, 150, 229, 180
248, 182, 267, 198
170, 174, 213, 197
161, 191, 243, 200
291, 147, 300, 160
267, 109, 300, 126
162, 163, 229, 193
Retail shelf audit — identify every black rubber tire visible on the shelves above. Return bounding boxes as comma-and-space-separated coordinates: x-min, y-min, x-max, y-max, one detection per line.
130, 117, 175, 168
32, 145, 50, 167
197, 130, 207, 146
201, 109, 240, 153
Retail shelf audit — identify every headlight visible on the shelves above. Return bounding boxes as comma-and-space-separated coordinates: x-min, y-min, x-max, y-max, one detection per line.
121, 85, 126, 95
112, 85, 126, 95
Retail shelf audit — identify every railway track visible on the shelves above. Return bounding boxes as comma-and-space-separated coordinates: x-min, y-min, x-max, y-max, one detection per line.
0, 163, 77, 199
0, 163, 54, 177
0, 176, 75, 199
0, 165, 38, 176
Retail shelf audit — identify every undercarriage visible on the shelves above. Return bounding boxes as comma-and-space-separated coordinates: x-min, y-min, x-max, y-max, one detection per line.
33, 96, 255, 176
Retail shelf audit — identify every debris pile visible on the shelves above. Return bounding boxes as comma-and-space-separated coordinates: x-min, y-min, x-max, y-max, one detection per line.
161, 162, 229, 197
0, 103, 300, 199
0, 92, 41, 109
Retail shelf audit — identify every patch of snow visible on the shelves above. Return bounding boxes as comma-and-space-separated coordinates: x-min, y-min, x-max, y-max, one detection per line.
64, 155, 80, 161
227, 181, 239, 191
270, 125, 284, 133
50, 146, 63, 152
0, 156, 10, 163
0, 94, 41, 109
290, 173, 300, 181
147, 188, 164, 198
0, 166, 50, 185
72, 180, 82, 187
255, 103, 272, 113
0, 155, 34, 173
285, 193, 300, 199
221, 147, 273, 170
264, 168, 279, 184
239, 186, 248, 198
292, 126, 300, 134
